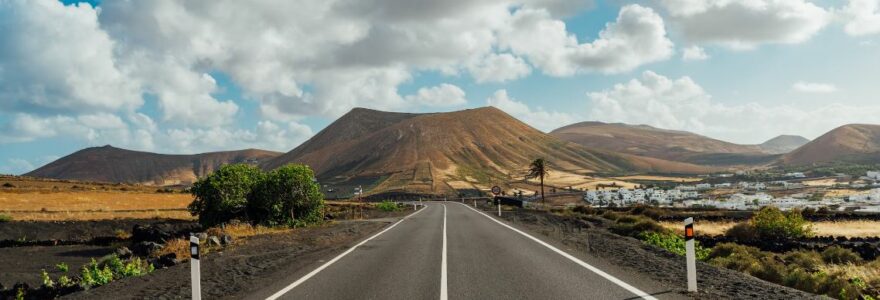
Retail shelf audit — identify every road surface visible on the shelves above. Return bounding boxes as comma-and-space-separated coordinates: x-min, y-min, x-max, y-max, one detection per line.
252, 203, 681, 300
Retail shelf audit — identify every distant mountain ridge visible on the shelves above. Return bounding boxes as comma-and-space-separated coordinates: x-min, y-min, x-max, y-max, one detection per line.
781, 124, 880, 166
758, 135, 810, 154
550, 122, 808, 166
26, 146, 281, 185
262, 107, 709, 195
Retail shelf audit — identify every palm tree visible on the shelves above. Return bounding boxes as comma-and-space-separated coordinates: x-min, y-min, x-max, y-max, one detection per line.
526, 158, 549, 203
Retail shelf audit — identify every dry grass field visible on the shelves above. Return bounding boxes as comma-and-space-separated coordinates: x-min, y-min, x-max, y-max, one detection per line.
0, 176, 194, 221
0, 191, 193, 221
612, 175, 702, 182
660, 220, 880, 237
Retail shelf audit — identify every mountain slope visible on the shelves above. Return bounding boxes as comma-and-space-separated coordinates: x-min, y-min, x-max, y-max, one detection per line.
262, 107, 709, 195
550, 122, 781, 166
781, 124, 880, 166
26, 146, 281, 185
758, 135, 810, 154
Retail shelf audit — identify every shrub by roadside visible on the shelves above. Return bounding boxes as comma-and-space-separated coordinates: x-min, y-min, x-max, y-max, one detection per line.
376, 200, 401, 212
188, 163, 324, 228
0, 214, 11, 222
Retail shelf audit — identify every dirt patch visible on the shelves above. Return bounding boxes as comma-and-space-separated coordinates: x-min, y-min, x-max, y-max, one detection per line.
62, 220, 395, 299
480, 206, 820, 299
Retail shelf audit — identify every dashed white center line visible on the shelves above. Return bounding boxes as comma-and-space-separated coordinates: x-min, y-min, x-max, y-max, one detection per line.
440, 204, 448, 300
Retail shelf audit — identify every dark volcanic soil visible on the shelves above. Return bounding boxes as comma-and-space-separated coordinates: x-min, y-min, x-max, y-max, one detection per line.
478, 205, 821, 299
62, 219, 397, 299
0, 219, 197, 243
0, 245, 115, 287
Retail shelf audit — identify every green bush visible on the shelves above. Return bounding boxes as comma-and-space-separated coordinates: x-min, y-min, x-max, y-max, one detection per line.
640, 231, 711, 261
821, 246, 863, 265
376, 200, 399, 212
750, 206, 813, 240
783, 250, 823, 272
0, 214, 11, 222
72, 256, 153, 289
189, 164, 265, 227
247, 164, 324, 227
708, 243, 770, 273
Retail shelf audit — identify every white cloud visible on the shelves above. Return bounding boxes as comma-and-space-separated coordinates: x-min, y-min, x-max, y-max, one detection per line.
792, 81, 837, 93
0, 0, 141, 113
0, 159, 35, 175
587, 71, 880, 143
405, 84, 468, 107
467, 53, 532, 83
0, 1, 674, 155
682, 46, 709, 61
841, 0, 880, 36
487, 89, 577, 132
500, 4, 674, 75
659, 0, 830, 49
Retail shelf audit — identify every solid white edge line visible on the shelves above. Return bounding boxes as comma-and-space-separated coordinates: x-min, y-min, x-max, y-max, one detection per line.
265, 205, 428, 300
457, 203, 659, 300
440, 204, 448, 300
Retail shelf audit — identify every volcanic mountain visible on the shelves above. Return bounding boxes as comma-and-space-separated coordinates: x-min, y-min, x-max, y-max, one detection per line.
757, 135, 810, 154
781, 124, 880, 166
26, 146, 281, 185
262, 107, 709, 195
549, 122, 805, 166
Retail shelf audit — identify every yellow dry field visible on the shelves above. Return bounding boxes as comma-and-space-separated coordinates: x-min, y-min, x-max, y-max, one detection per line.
802, 178, 838, 187
660, 220, 880, 237
445, 180, 476, 190
612, 175, 702, 182
0, 191, 194, 221
827, 189, 866, 198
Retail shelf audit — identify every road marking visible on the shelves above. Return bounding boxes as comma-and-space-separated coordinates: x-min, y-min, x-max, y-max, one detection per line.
441, 204, 448, 300
265, 205, 428, 300
457, 203, 659, 300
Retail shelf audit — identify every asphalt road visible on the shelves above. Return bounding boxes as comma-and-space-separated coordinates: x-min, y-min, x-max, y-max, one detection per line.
255, 203, 680, 300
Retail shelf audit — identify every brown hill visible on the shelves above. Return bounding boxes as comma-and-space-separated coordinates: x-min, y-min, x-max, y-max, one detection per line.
550, 122, 781, 166
26, 146, 281, 185
262, 107, 709, 196
758, 135, 810, 154
781, 124, 880, 166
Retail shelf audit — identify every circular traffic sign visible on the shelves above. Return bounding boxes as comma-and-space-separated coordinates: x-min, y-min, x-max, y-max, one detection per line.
491, 186, 502, 195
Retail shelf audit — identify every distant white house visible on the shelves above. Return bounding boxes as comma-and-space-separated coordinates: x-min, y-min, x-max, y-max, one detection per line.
867, 171, 880, 180
785, 172, 807, 178
714, 183, 732, 188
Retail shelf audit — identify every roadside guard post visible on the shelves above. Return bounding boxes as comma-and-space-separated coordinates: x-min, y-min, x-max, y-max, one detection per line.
491, 186, 502, 216
684, 217, 697, 292
190, 235, 202, 300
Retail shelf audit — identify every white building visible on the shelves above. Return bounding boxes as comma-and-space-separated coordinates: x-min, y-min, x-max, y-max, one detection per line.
785, 172, 807, 178
867, 171, 880, 180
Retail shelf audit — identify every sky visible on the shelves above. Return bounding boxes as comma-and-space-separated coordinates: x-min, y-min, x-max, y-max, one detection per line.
1, 0, 880, 175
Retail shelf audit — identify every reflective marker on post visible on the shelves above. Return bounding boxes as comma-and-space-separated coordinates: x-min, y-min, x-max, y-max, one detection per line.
684, 217, 697, 292
190, 235, 202, 300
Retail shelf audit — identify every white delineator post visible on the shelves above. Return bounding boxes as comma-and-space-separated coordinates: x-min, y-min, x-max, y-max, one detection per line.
684, 217, 697, 292
497, 198, 501, 217
190, 235, 202, 300
473, 199, 476, 207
